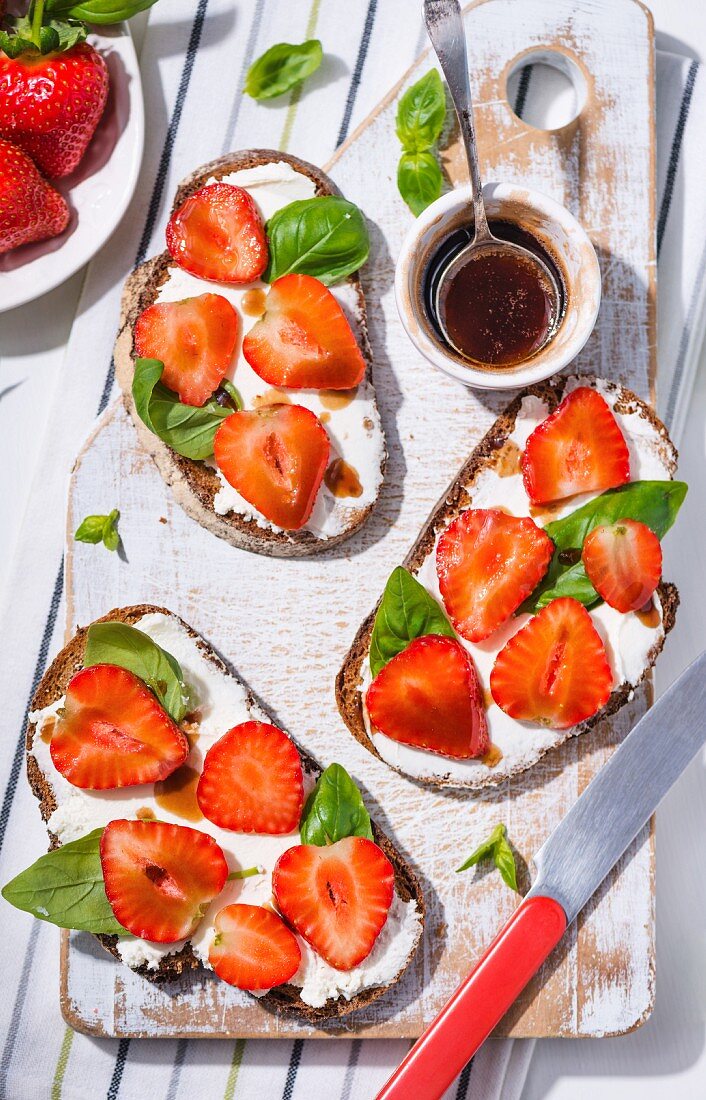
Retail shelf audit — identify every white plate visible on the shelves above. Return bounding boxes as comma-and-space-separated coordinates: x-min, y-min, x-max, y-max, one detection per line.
0, 23, 144, 313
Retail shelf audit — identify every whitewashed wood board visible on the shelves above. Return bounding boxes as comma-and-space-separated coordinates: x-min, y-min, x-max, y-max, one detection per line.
61, 0, 657, 1039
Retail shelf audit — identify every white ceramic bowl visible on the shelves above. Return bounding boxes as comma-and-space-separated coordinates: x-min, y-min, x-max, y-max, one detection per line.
394, 182, 601, 390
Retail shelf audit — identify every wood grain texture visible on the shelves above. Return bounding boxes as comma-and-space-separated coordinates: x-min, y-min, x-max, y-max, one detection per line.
61, 0, 657, 1039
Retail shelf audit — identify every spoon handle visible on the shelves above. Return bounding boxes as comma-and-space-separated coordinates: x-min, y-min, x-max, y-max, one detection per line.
423, 0, 491, 242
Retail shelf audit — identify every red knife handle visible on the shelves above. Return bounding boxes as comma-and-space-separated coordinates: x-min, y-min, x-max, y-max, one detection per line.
376, 895, 567, 1100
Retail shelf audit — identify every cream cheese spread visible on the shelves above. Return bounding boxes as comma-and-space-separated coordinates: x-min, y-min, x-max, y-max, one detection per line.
155, 161, 384, 541
29, 613, 421, 1004
359, 379, 673, 783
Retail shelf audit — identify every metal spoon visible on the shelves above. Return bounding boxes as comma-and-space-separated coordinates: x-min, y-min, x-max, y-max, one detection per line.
423, 0, 562, 363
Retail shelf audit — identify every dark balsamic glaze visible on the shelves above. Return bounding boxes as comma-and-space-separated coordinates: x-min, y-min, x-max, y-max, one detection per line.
424, 220, 566, 368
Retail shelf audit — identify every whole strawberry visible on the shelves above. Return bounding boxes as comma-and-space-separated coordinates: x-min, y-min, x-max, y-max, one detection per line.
0, 2, 108, 178
0, 137, 69, 253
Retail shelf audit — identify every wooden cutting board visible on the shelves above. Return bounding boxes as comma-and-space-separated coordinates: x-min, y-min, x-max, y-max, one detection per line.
61, 0, 657, 1039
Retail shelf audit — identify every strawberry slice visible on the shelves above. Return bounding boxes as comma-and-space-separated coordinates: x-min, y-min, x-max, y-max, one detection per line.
490, 597, 613, 729
582, 519, 662, 613
197, 721, 304, 834
134, 293, 239, 407
100, 819, 228, 942
213, 404, 329, 530
366, 635, 489, 759
50, 665, 189, 790
166, 183, 268, 284
436, 509, 554, 642
209, 903, 301, 990
521, 387, 630, 504
242, 274, 366, 390
272, 837, 394, 970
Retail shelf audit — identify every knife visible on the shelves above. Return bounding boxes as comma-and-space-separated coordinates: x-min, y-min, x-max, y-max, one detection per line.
377, 650, 706, 1100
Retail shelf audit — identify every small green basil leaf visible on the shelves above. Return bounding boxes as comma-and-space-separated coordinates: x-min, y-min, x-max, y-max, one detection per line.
456, 823, 505, 873
84, 621, 188, 722
74, 514, 106, 544
369, 567, 455, 678
396, 69, 446, 152
2, 829, 130, 935
265, 196, 369, 285
493, 834, 519, 892
45, 0, 160, 23
456, 823, 519, 891
523, 480, 688, 612
244, 39, 323, 101
132, 358, 233, 461
397, 150, 443, 216
300, 763, 373, 845
101, 509, 121, 552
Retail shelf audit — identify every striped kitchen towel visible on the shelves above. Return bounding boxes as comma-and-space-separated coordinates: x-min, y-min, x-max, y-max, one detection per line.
0, 2, 705, 1098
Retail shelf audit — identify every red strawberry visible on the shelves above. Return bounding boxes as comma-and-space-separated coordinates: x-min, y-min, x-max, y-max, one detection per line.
166, 183, 268, 284
366, 635, 489, 759
521, 387, 630, 504
0, 138, 69, 254
50, 665, 189, 790
242, 274, 366, 390
197, 721, 304, 834
209, 903, 301, 990
273, 837, 394, 970
582, 519, 662, 613
0, 44, 108, 178
213, 404, 329, 530
490, 597, 613, 729
436, 509, 554, 642
134, 293, 239, 407
100, 819, 228, 942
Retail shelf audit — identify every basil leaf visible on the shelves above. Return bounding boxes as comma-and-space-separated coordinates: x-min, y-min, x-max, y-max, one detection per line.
84, 621, 188, 722
2, 829, 129, 935
397, 151, 443, 216
244, 39, 323, 101
369, 567, 455, 678
456, 823, 519, 891
45, 0, 159, 23
300, 763, 373, 845
396, 69, 446, 152
265, 196, 369, 285
101, 509, 121, 552
75, 515, 106, 544
524, 480, 687, 611
132, 358, 233, 460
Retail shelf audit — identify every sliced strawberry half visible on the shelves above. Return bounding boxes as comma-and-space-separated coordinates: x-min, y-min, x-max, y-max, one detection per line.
521, 387, 630, 504
50, 665, 189, 790
582, 519, 662, 613
197, 721, 304, 834
209, 903, 301, 990
166, 183, 268, 284
436, 509, 554, 642
100, 819, 228, 942
366, 635, 489, 759
134, 293, 239, 407
490, 597, 613, 729
273, 837, 394, 970
213, 404, 329, 530
242, 274, 366, 390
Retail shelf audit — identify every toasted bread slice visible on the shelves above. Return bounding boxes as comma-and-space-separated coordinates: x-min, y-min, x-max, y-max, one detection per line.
26, 605, 423, 1022
114, 150, 385, 558
336, 376, 680, 790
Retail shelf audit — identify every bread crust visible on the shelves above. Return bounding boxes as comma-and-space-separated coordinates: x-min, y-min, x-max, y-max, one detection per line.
113, 150, 384, 558
336, 375, 680, 790
26, 605, 424, 1021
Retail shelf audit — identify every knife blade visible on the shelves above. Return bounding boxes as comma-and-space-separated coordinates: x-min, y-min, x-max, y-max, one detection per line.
377, 650, 706, 1100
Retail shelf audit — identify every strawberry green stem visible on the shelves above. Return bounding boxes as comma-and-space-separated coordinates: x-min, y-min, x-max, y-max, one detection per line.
31, 0, 46, 49
227, 866, 263, 881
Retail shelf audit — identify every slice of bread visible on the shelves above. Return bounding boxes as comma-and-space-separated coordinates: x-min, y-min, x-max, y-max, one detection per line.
113, 150, 385, 558
336, 375, 680, 790
26, 605, 424, 1022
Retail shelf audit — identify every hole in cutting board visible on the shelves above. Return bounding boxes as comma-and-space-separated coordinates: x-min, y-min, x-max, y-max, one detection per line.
506, 50, 587, 130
